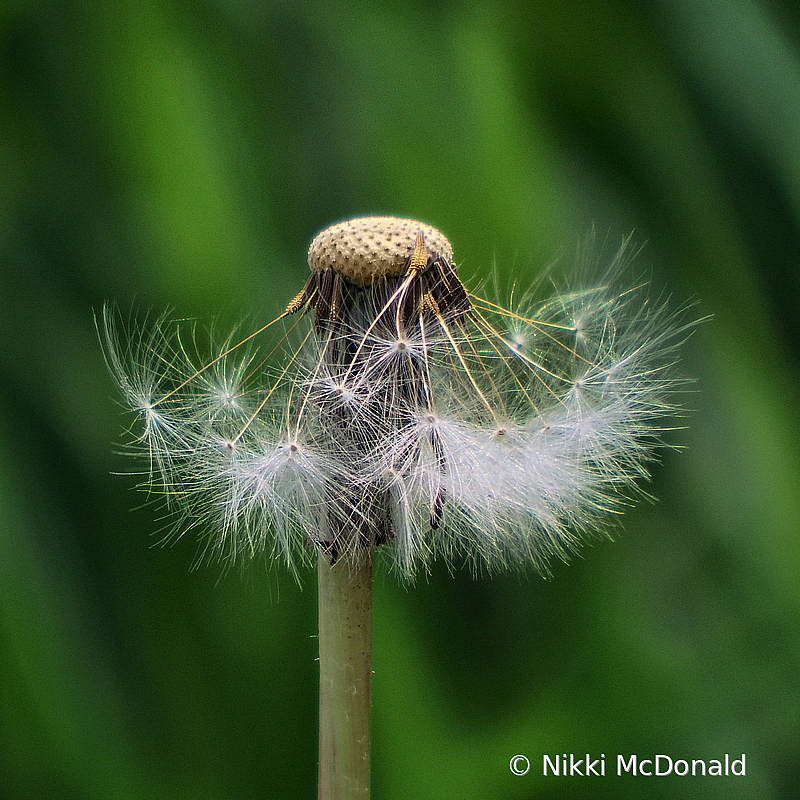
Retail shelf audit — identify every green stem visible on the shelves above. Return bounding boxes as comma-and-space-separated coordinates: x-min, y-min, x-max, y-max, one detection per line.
317, 548, 373, 799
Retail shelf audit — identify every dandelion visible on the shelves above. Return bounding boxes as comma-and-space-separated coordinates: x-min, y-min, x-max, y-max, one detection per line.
103, 217, 689, 576
102, 216, 696, 798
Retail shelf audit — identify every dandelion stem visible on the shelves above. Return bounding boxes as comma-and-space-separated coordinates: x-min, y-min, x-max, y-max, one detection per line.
317, 547, 373, 799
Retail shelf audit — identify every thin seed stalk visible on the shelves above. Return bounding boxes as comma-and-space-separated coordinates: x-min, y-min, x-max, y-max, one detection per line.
317, 548, 373, 799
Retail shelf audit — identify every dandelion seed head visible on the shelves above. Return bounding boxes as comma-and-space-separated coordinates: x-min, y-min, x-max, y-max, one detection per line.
102, 218, 698, 579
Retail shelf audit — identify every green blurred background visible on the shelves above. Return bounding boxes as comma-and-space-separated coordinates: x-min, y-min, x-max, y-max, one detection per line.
2, 0, 799, 797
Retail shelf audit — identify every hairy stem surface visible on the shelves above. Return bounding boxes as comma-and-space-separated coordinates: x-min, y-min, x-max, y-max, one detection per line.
317, 549, 373, 799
